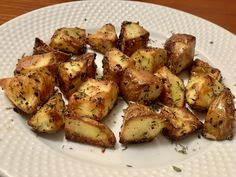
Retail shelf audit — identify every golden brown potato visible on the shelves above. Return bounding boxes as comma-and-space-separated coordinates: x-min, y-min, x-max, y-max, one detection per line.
74, 52, 97, 78
119, 103, 166, 144
131, 48, 167, 73
191, 59, 221, 81
33, 37, 71, 59
87, 24, 118, 54
161, 106, 203, 140
68, 79, 119, 121
154, 66, 185, 107
164, 33, 196, 74
64, 113, 116, 148
120, 68, 163, 105
14, 51, 68, 75
28, 92, 65, 133
118, 21, 149, 56
49, 27, 86, 54
58, 59, 88, 98
102, 48, 134, 85
0, 68, 55, 114
186, 75, 224, 111
202, 90, 235, 140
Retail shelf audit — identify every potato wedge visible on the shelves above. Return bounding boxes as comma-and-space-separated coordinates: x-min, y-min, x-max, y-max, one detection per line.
119, 103, 166, 144
202, 90, 235, 140
154, 66, 185, 107
118, 21, 149, 56
120, 68, 163, 105
64, 113, 116, 148
68, 79, 119, 121
131, 48, 167, 73
186, 75, 224, 111
49, 27, 86, 54
161, 106, 203, 140
0, 68, 55, 114
164, 33, 196, 74
191, 59, 221, 81
102, 48, 134, 85
87, 24, 118, 54
28, 92, 65, 133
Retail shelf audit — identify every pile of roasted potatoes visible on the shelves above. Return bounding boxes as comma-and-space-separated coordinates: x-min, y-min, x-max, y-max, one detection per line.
0, 21, 235, 148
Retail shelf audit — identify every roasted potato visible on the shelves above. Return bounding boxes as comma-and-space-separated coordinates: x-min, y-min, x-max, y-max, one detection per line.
102, 48, 134, 85
14, 51, 68, 75
68, 78, 119, 121
49, 27, 86, 54
33, 37, 71, 59
58, 59, 88, 98
74, 52, 97, 78
154, 66, 185, 107
87, 24, 118, 54
120, 68, 163, 105
161, 106, 203, 140
64, 113, 116, 148
164, 33, 196, 74
28, 92, 65, 133
131, 48, 167, 73
0, 68, 55, 114
191, 59, 221, 81
119, 103, 166, 144
186, 75, 224, 111
202, 90, 235, 140
118, 21, 149, 56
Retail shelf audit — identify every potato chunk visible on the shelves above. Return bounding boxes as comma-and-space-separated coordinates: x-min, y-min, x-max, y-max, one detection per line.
202, 90, 235, 140
64, 113, 116, 148
102, 48, 134, 85
154, 66, 185, 107
120, 68, 163, 105
118, 21, 149, 56
186, 75, 224, 111
131, 48, 167, 73
14, 52, 68, 75
191, 59, 221, 81
119, 103, 166, 144
28, 92, 65, 133
87, 24, 118, 54
49, 27, 86, 54
68, 79, 119, 121
164, 33, 196, 74
0, 68, 55, 114
161, 106, 203, 140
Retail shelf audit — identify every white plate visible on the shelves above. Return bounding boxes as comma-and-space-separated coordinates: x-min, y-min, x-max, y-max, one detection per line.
0, 1, 236, 177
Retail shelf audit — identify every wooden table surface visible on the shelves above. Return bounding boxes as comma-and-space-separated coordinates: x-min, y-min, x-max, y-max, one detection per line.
0, 0, 235, 35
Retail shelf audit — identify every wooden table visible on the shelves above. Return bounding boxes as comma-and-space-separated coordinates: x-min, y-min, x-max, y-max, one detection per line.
0, 0, 235, 35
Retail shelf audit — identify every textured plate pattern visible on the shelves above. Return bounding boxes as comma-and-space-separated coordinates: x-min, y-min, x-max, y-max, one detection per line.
0, 1, 236, 177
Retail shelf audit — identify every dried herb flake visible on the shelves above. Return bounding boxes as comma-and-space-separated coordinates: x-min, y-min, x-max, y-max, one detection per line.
172, 166, 182, 172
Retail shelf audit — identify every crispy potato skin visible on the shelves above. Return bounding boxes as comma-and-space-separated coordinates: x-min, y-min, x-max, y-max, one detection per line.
120, 68, 163, 105
202, 90, 235, 140
118, 21, 149, 56
87, 24, 118, 54
119, 103, 166, 144
28, 92, 65, 133
68, 79, 119, 121
161, 106, 203, 140
102, 48, 134, 85
186, 75, 224, 111
49, 27, 86, 54
191, 59, 221, 81
64, 114, 116, 148
0, 69, 55, 114
164, 33, 196, 74
131, 48, 167, 73
154, 66, 185, 107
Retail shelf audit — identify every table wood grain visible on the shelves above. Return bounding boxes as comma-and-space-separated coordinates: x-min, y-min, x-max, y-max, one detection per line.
0, 0, 235, 34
